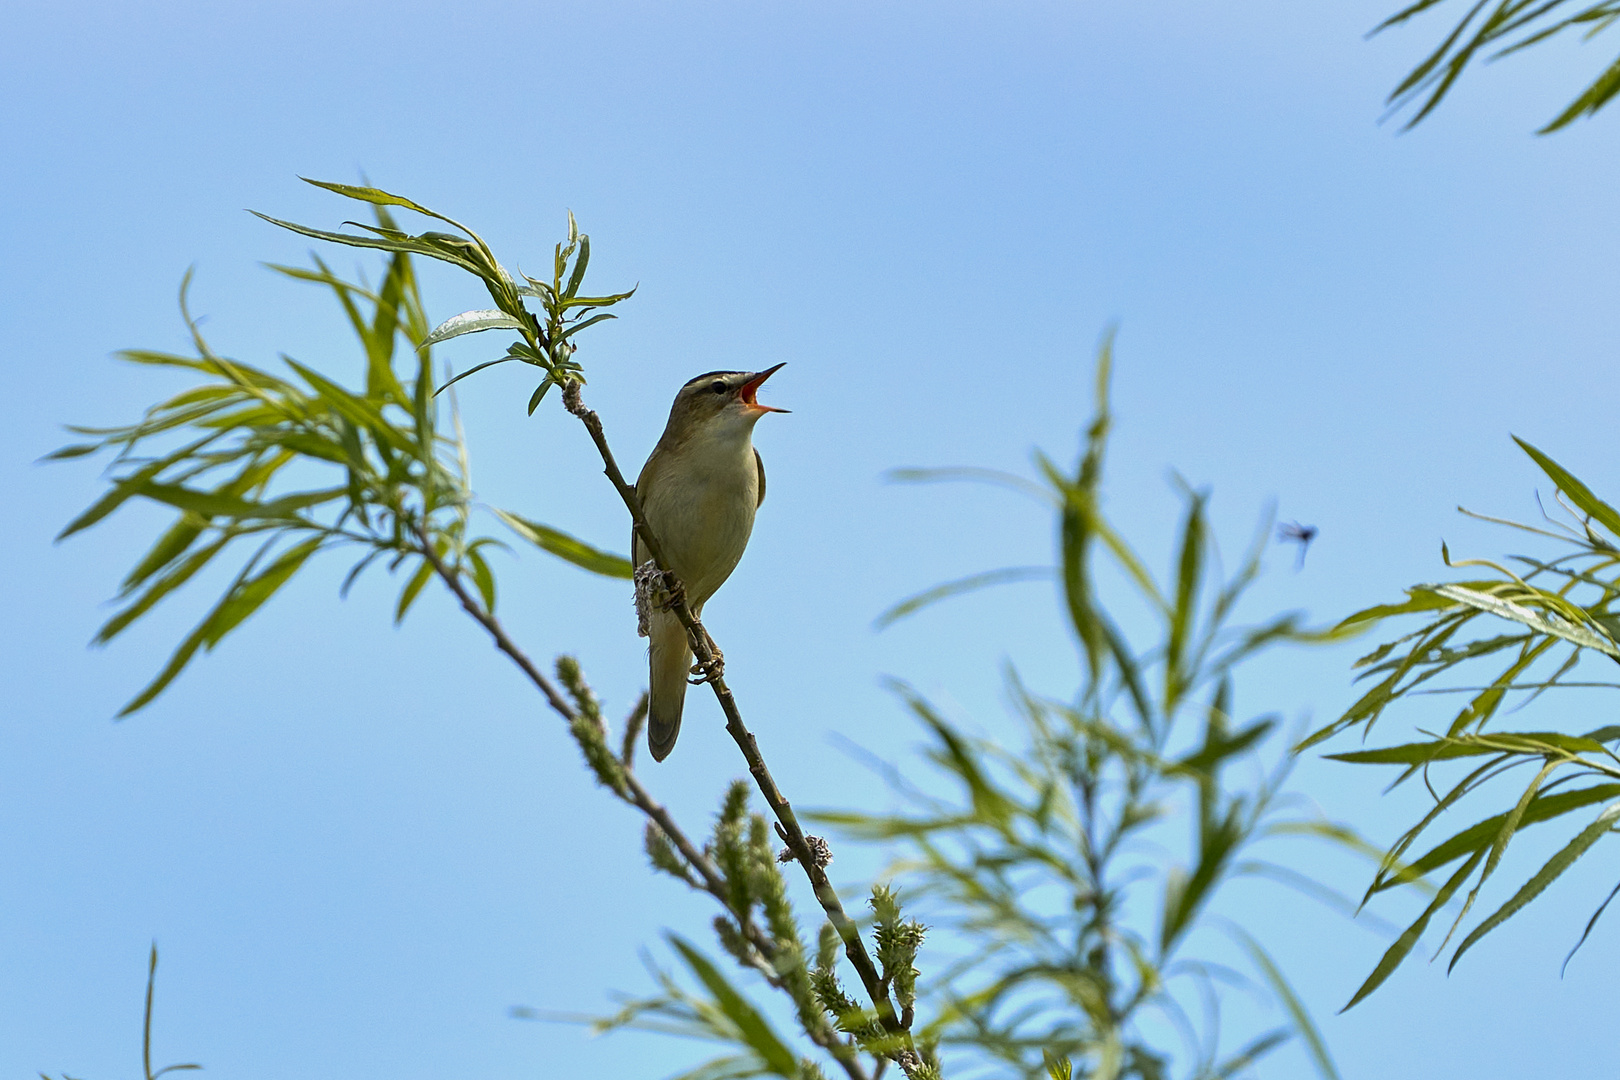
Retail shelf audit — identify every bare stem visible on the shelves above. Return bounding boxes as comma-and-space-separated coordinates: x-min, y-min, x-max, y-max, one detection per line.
413, 524, 871, 1080
558, 380, 914, 1060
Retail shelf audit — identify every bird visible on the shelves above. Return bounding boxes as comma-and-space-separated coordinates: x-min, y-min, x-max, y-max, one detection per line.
634, 364, 787, 761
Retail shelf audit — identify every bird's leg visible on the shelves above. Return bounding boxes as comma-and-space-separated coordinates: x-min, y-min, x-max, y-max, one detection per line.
688, 627, 724, 685
643, 566, 721, 682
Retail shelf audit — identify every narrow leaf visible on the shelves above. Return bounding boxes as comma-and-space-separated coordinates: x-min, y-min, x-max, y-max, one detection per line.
1343, 849, 1484, 1010
95, 537, 232, 645
420, 309, 527, 349
563, 232, 590, 298
395, 557, 434, 624
467, 547, 497, 613
1234, 930, 1341, 1080
1327, 738, 1505, 765
1513, 437, 1620, 537
299, 178, 442, 218
433, 357, 517, 396
667, 935, 799, 1077
527, 379, 552, 415
1429, 583, 1620, 658
558, 311, 617, 341
1449, 801, 1620, 971
41, 443, 101, 461
1562, 877, 1620, 975
873, 566, 1052, 629
1384, 784, 1620, 893
200, 537, 324, 650
491, 508, 632, 578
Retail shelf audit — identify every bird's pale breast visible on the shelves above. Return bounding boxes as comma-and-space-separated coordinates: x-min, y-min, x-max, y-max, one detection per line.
637, 435, 759, 607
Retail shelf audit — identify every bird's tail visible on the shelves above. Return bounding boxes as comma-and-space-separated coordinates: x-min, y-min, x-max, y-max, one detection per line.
647, 613, 691, 761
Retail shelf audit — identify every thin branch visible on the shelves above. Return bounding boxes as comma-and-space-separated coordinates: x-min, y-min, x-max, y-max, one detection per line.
414, 525, 871, 1080
558, 379, 915, 1060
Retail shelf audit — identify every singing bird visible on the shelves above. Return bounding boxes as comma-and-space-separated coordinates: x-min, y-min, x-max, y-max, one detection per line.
635, 364, 787, 761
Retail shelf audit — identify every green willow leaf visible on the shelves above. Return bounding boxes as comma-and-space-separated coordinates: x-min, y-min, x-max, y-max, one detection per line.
281, 358, 417, 457
527, 379, 552, 415
395, 557, 434, 624
1233, 930, 1341, 1080
121, 515, 208, 594
1213, 1031, 1291, 1079
136, 482, 298, 521
1448, 800, 1620, 971
491, 508, 632, 579
115, 537, 320, 716
1429, 583, 1620, 658
467, 547, 497, 613
1540, 52, 1620, 132
1374, 784, 1620, 895
1335, 588, 1457, 629
1562, 877, 1620, 974
276, 432, 353, 464
251, 213, 485, 276
560, 291, 638, 308
1165, 491, 1207, 715
200, 536, 324, 649
40, 443, 101, 460
1327, 735, 1555, 765
56, 434, 221, 540
563, 232, 590, 298
1343, 849, 1484, 1011
873, 566, 1051, 629
298, 179, 442, 218
433, 357, 518, 397
1513, 436, 1620, 537
667, 935, 799, 1078
95, 537, 233, 646
420, 308, 528, 348
558, 311, 617, 341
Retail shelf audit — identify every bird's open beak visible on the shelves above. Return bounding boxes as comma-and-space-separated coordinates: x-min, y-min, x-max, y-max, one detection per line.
740, 363, 789, 413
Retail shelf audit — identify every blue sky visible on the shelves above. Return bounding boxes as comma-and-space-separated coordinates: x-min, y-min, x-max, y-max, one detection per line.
4, 1, 1619, 1077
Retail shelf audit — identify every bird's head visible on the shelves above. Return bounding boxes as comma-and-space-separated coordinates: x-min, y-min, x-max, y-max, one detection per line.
664, 363, 788, 441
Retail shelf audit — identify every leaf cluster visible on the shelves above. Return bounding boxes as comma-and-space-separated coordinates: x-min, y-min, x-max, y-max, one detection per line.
255, 180, 634, 414
1374, 0, 1620, 131
55, 188, 634, 716
1308, 438, 1620, 1004
821, 338, 1355, 1080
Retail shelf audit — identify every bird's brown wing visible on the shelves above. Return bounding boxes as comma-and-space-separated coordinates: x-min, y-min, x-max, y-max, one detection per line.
754, 447, 766, 508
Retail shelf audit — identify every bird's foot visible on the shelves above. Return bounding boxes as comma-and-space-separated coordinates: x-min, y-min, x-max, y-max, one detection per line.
654, 572, 687, 613
688, 648, 725, 685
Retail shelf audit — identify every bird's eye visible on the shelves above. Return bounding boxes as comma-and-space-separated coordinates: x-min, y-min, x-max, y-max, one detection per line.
710, 380, 727, 394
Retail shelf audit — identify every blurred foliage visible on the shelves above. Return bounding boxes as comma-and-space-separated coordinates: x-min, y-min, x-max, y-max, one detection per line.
53, 187, 632, 716
1374, 0, 1620, 131
1304, 439, 1620, 1006
808, 339, 1366, 1080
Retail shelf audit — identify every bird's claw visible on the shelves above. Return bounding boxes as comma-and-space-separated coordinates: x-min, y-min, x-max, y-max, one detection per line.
688, 650, 725, 685
655, 575, 687, 613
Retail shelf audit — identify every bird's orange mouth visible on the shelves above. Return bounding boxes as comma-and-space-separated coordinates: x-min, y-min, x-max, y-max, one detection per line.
740, 363, 789, 413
